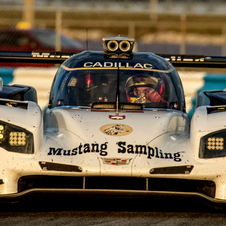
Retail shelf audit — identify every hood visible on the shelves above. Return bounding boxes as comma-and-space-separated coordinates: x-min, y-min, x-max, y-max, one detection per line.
42, 108, 190, 176
45, 107, 188, 150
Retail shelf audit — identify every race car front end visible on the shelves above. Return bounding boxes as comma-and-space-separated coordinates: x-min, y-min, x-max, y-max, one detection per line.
0, 104, 216, 204
0, 99, 44, 195
1, 37, 226, 207
189, 94, 226, 201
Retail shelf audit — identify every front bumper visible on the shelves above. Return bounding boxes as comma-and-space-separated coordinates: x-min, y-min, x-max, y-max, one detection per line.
0, 175, 223, 207
1, 188, 226, 208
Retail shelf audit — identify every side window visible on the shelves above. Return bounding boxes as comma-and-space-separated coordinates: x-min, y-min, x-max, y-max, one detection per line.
0, 32, 37, 50
0, 33, 15, 47
0, 33, 23, 47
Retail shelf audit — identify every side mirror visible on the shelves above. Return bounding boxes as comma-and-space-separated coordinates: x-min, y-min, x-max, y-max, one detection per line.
0, 78, 3, 92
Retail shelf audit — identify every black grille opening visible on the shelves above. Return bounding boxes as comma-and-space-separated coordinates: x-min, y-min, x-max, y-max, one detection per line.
18, 176, 215, 198
147, 178, 215, 198
85, 177, 146, 190
18, 176, 84, 192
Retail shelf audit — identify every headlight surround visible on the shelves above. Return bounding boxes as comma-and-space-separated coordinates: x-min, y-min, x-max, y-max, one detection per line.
0, 120, 34, 154
199, 129, 226, 158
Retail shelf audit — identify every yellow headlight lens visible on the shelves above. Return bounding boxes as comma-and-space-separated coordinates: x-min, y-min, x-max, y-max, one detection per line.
9, 132, 26, 146
200, 130, 226, 158
206, 137, 224, 151
0, 120, 34, 154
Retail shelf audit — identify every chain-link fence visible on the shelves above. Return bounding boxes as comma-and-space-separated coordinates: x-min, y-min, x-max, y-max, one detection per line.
0, 0, 226, 56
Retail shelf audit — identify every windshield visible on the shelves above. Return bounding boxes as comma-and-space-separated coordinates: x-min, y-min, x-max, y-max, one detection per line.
51, 68, 179, 109
54, 69, 117, 107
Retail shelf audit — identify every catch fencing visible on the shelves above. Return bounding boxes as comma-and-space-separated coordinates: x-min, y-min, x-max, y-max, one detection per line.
1, 1, 226, 55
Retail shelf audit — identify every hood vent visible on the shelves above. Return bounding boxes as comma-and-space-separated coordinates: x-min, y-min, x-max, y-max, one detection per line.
0, 99, 28, 109
39, 161, 82, 172
150, 165, 194, 174
207, 106, 226, 114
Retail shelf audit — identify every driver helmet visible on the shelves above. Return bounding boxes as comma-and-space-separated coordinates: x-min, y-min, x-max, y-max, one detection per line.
125, 75, 159, 103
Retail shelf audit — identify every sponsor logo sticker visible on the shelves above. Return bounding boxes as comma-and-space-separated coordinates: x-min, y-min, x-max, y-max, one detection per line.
47, 142, 182, 162
102, 158, 132, 165
100, 124, 133, 136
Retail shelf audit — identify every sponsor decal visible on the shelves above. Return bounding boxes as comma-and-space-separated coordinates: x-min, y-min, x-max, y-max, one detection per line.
117, 141, 181, 162
83, 62, 153, 69
48, 142, 108, 157
102, 158, 132, 166
47, 142, 181, 162
100, 124, 133, 136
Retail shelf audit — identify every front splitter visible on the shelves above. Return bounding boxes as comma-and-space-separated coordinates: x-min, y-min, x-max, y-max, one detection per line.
0, 188, 226, 208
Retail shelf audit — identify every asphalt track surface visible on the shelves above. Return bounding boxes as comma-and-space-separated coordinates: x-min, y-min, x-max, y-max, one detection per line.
0, 196, 226, 226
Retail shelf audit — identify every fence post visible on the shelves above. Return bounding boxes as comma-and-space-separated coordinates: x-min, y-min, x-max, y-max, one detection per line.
128, 23, 138, 51
128, 23, 135, 38
149, 0, 158, 23
222, 25, 226, 56
23, 0, 34, 27
55, 10, 62, 51
180, 14, 186, 55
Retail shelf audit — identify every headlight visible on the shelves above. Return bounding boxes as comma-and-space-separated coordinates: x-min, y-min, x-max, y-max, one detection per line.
199, 129, 226, 158
0, 120, 34, 154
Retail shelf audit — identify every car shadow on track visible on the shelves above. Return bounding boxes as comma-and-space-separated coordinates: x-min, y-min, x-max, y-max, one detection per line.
0, 194, 223, 213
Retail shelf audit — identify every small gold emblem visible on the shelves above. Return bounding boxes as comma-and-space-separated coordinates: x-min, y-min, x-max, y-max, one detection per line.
100, 124, 133, 136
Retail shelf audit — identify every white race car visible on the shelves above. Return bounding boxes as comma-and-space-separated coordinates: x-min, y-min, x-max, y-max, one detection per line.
0, 36, 226, 206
